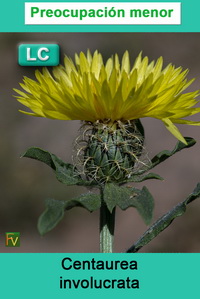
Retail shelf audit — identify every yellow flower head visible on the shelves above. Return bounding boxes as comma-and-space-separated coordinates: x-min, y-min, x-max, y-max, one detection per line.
14, 50, 200, 144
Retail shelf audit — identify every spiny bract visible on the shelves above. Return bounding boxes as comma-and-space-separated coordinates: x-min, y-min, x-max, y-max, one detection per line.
76, 119, 146, 183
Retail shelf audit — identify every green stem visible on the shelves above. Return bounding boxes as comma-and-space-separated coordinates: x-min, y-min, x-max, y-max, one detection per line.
100, 188, 116, 253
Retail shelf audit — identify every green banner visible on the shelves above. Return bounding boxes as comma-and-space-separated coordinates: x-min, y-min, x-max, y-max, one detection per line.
0, 0, 200, 32
1, 253, 199, 298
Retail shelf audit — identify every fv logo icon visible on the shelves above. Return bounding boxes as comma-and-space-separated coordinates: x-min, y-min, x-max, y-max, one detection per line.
5, 232, 20, 247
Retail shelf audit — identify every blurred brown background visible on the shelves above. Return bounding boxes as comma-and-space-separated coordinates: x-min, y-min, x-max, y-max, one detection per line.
1, 32, 200, 253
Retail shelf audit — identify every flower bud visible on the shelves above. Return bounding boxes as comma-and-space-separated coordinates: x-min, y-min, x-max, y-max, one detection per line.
76, 119, 147, 183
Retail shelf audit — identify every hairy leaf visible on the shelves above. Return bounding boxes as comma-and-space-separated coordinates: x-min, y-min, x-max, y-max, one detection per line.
126, 183, 200, 253
104, 184, 154, 225
38, 193, 101, 235
150, 137, 196, 169
38, 198, 66, 236
125, 172, 164, 184
22, 147, 97, 187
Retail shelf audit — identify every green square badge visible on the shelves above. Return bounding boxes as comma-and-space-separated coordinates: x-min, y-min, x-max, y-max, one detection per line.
18, 44, 60, 66
5, 232, 20, 247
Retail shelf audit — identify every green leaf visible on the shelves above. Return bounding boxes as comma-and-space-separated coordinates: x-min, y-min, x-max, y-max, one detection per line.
21, 147, 98, 187
125, 172, 164, 183
69, 193, 101, 212
104, 184, 154, 225
38, 193, 101, 235
126, 183, 200, 253
129, 186, 155, 225
149, 137, 196, 170
104, 183, 133, 213
38, 198, 66, 236
121, 137, 195, 184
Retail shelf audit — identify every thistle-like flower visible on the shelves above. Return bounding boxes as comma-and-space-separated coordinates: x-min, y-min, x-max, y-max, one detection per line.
14, 50, 200, 183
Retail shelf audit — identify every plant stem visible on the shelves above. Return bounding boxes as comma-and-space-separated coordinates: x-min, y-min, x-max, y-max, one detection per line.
100, 188, 116, 253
